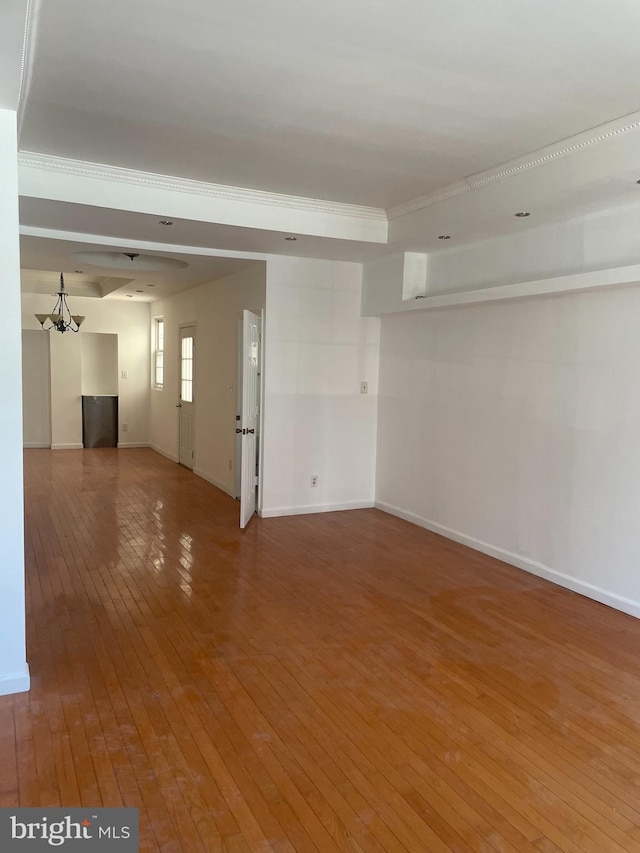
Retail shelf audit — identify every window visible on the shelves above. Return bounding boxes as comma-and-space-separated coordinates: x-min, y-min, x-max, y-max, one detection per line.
153, 317, 164, 389
180, 334, 194, 402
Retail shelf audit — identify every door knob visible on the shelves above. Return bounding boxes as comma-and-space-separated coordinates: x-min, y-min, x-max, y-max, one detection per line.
247, 428, 255, 434
176, 403, 182, 408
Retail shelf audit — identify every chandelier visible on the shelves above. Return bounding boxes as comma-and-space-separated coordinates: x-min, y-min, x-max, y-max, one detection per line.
34, 273, 85, 333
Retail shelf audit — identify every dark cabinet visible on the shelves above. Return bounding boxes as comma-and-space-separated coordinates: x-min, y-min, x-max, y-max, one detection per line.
82, 395, 118, 448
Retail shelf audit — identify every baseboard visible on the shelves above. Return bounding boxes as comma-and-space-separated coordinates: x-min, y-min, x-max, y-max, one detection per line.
0, 664, 30, 696
117, 442, 151, 449
375, 500, 640, 619
23, 442, 50, 449
193, 467, 236, 498
150, 443, 179, 463
260, 500, 374, 518
51, 443, 83, 450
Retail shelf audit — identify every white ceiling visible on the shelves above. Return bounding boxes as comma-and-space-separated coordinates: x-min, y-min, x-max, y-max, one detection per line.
20, 0, 640, 209
20, 235, 259, 301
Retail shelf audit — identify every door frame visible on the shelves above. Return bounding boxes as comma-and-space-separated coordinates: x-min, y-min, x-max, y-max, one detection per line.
257, 308, 265, 517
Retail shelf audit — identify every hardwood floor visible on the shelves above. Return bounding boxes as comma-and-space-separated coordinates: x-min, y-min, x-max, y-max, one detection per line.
3, 448, 640, 850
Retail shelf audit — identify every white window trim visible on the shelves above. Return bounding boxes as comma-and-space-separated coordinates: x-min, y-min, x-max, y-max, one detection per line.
153, 316, 164, 390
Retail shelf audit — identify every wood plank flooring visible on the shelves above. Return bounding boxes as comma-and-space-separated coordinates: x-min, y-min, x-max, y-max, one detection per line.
3, 448, 640, 850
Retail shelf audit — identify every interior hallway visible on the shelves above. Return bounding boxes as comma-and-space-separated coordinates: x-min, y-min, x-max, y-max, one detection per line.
3, 448, 640, 851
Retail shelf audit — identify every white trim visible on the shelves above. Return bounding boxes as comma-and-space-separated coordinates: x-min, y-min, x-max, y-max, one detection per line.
17, 0, 41, 138
260, 500, 374, 518
51, 443, 83, 450
257, 309, 266, 516
0, 664, 30, 696
193, 467, 236, 499
388, 110, 640, 219
152, 315, 165, 390
375, 500, 640, 620
17, 110, 640, 240
150, 443, 179, 463
23, 442, 50, 449
18, 151, 387, 222
117, 442, 150, 449
402, 263, 640, 314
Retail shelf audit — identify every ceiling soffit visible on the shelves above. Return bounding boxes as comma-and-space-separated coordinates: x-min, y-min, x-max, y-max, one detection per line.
18, 108, 640, 258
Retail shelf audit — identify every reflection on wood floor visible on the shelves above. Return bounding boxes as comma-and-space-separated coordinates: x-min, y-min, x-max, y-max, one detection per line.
3, 447, 640, 851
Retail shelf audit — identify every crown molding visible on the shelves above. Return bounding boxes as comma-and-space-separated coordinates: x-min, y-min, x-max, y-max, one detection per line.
387, 110, 640, 220
20, 108, 640, 235
17, 0, 41, 138
18, 151, 387, 222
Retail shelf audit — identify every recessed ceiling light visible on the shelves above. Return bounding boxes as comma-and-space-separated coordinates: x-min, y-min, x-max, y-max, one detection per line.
438, 235, 451, 240
159, 220, 173, 226
285, 236, 297, 241
74, 269, 83, 274
135, 290, 143, 293
515, 211, 530, 217
126, 295, 133, 298
146, 284, 156, 287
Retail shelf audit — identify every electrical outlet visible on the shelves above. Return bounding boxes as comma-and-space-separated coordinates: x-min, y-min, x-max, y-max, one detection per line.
310, 474, 319, 488
360, 381, 368, 394
228, 459, 233, 471
121, 423, 128, 432
229, 381, 234, 393
121, 370, 128, 379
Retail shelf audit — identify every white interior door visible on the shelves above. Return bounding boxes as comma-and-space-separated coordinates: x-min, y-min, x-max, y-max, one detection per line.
239, 310, 260, 528
178, 325, 195, 469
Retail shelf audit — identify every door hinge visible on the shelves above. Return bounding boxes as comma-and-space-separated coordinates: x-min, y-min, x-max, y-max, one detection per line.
254, 475, 259, 486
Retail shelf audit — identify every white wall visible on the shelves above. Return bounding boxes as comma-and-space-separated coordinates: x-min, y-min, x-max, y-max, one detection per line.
376, 285, 640, 616
22, 330, 51, 447
22, 295, 150, 448
261, 256, 380, 516
0, 108, 29, 694
50, 332, 83, 448
149, 264, 266, 495
81, 333, 118, 395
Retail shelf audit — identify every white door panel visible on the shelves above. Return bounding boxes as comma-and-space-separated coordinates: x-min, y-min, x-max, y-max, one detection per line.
240, 310, 260, 528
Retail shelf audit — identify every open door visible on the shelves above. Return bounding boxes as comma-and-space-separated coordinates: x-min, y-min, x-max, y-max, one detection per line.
239, 310, 260, 528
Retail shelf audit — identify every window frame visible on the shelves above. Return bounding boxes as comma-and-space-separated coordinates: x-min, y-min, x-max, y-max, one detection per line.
153, 316, 165, 390
180, 332, 194, 403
